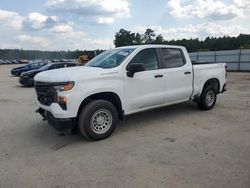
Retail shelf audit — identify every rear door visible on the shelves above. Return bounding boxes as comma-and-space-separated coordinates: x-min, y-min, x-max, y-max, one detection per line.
124, 48, 165, 113
159, 48, 193, 103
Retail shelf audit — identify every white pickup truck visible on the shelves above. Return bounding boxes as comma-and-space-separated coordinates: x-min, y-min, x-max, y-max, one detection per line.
34, 45, 227, 140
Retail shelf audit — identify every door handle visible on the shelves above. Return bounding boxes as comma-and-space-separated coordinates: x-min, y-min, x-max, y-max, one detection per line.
184, 71, 191, 75
154, 74, 163, 78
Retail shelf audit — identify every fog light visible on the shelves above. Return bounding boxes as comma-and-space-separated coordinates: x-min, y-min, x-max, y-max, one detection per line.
58, 96, 67, 110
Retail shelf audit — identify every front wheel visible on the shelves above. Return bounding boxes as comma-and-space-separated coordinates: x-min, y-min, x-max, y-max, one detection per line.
197, 85, 217, 110
78, 100, 118, 140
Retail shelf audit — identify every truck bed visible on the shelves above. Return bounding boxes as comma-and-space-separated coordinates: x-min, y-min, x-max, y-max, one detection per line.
192, 61, 224, 65
192, 62, 226, 96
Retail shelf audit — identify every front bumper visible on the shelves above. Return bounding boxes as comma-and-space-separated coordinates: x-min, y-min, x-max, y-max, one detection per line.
36, 108, 74, 131
34, 81, 82, 119
11, 70, 19, 76
19, 76, 34, 86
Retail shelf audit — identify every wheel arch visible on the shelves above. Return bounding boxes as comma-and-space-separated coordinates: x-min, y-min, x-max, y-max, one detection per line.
77, 92, 124, 120
202, 78, 220, 94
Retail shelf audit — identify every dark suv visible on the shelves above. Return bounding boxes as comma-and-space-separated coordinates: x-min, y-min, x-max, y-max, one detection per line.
19, 62, 77, 87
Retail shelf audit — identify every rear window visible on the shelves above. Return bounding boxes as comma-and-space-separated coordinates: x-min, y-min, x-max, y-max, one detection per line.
161, 48, 185, 68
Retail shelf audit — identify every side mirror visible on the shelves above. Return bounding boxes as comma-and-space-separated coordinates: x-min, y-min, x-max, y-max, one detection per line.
126, 63, 145, 77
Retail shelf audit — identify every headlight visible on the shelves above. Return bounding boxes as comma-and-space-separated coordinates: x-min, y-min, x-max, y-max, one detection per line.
54, 81, 75, 92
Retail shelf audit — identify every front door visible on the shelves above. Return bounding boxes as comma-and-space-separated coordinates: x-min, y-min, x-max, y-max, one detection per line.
124, 48, 165, 113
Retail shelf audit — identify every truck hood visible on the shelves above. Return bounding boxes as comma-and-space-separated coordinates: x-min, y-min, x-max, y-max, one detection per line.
34, 66, 116, 83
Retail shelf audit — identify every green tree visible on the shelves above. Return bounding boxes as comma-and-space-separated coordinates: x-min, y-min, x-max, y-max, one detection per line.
155, 34, 164, 44
114, 29, 136, 47
134, 33, 143, 45
144, 28, 156, 44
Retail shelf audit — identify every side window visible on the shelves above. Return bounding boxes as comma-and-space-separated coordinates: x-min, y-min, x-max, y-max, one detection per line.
65, 63, 75, 67
129, 48, 158, 70
49, 64, 56, 69
30, 63, 38, 68
39, 62, 45, 66
56, 64, 64, 68
49, 64, 62, 69
161, 48, 185, 68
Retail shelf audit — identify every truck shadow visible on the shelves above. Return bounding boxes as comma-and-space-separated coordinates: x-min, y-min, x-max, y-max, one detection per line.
31, 101, 200, 149
116, 101, 200, 133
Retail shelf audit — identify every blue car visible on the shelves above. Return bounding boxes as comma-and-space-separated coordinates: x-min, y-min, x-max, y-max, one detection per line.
19, 62, 77, 87
11, 61, 48, 76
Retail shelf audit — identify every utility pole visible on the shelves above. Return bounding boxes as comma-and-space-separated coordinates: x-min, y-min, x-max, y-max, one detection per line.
238, 49, 242, 71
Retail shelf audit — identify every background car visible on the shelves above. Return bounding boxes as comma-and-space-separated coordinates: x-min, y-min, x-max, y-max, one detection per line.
10, 61, 47, 76
11, 60, 19, 64
19, 62, 77, 87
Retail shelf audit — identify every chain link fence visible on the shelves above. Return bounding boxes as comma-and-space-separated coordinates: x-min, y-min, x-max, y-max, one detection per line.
189, 49, 250, 71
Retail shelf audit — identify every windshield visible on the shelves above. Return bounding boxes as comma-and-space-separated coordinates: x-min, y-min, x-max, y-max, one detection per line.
38, 63, 51, 71
86, 48, 135, 68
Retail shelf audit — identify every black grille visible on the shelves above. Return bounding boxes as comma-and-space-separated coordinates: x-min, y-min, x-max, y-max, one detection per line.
35, 82, 57, 106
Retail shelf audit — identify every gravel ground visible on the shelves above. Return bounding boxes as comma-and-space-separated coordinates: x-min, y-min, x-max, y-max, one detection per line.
0, 65, 250, 188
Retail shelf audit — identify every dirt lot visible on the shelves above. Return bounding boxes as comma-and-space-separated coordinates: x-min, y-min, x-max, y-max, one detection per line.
0, 65, 250, 188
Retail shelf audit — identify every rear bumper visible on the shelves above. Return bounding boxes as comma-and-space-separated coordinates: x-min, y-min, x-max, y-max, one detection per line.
36, 108, 74, 131
221, 83, 227, 93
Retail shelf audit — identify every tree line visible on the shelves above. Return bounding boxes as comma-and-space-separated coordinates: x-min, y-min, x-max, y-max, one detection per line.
114, 28, 250, 52
1, 28, 250, 60
0, 49, 103, 60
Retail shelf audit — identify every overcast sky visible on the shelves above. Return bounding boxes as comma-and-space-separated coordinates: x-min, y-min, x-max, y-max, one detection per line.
0, 0, 249, 50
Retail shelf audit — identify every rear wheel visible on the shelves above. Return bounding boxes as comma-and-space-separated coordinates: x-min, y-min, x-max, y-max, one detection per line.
78, 100, 118, 140
197, 85, 217, 110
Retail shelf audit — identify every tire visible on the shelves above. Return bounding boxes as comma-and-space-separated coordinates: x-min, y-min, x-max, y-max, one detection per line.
197, 85, 217, 110
78, 100, 118, 140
